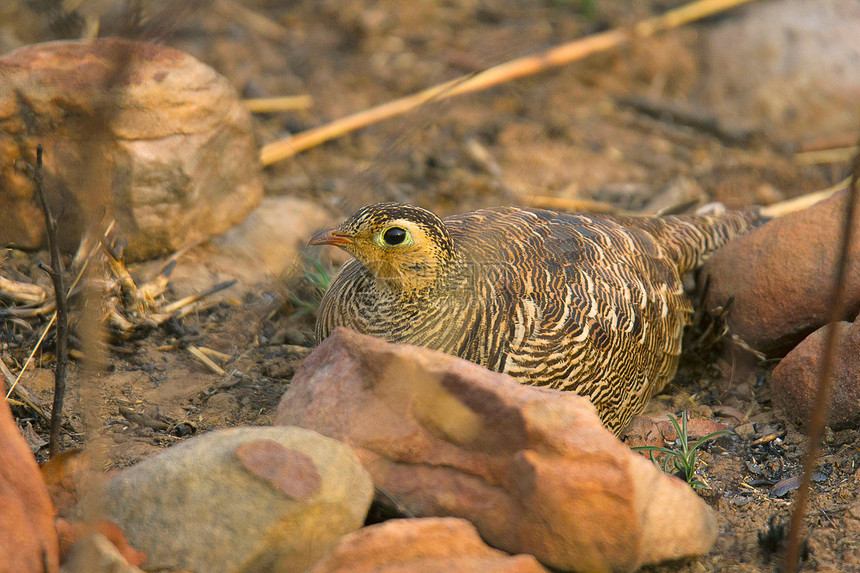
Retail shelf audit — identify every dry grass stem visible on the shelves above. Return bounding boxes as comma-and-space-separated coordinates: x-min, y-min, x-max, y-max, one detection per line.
795, 146, 859, 165
1, 354, 49, 422
187, 346, 226, 375
197, 346, 233, 363
243, 96, 313, 113
760, 179, 849, 219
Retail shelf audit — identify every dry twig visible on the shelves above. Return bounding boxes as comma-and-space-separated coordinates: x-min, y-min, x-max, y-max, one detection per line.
187, 346, 226, 376
32, 145, 70, 458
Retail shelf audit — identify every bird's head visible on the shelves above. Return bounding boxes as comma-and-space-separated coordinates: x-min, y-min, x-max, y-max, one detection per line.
309, 203, 458, 292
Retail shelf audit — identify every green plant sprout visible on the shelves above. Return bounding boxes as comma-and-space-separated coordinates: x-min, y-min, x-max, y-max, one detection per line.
632, 411, 730, 489
288, 255, 334, 317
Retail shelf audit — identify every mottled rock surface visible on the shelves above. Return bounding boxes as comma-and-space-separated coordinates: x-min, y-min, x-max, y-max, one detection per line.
704, 191, 860, 354
59, 533, 144, 573
277, 328, 718, 572
307, 518, 549, 573
701, 0, 860, 139
0, 38, 262, 260
76, 426, 373, 573
771, 317, 860, 431
212, 195, 346, 279
56, 519, 146, 569
0, 390, 59, 573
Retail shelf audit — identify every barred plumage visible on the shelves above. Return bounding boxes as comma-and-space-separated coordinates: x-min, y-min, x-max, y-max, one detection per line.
311, 202, 761, 434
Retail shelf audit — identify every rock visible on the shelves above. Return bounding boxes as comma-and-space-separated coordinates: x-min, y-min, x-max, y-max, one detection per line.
56, 519, 146, 568
623, 414, 729, 449
306, 518, 549, 573
701, 0, 860, 140
211, 196, 345, 280
771, 318, 860, 430
41, 449, 96, 516
60, 533, 144, 573
0, 389, 59, 573
733, 423, 755, 438
277, 328, 718, 572
0, 38, 262, 261
76, 427, 373, 573
704, 191, 860, 354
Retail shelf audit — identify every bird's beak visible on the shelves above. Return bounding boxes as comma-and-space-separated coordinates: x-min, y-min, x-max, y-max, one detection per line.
309, 228, 353, 248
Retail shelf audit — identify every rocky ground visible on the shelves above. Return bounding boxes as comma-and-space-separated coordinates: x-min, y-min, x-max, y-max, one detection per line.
2, 0, 860, 571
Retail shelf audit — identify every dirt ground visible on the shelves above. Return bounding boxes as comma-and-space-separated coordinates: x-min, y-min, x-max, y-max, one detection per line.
2, 1, 859, 571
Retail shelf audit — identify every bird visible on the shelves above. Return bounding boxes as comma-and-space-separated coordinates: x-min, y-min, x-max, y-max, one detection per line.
309, 202, 761, 434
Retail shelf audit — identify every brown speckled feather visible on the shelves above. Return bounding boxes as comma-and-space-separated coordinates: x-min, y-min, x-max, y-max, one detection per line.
315, 203, 760, 434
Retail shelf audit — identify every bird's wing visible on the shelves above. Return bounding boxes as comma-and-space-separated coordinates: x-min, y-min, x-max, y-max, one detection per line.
463, 209, 692, 433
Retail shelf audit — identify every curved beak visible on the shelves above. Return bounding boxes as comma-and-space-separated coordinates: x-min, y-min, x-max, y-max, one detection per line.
309, 228, 353, 248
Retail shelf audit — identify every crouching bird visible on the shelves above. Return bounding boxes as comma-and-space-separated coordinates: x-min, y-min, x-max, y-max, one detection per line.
310, 202, 760, 434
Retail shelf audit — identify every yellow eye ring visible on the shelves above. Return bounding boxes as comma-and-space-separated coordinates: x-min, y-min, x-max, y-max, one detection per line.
380, 226, 411, 246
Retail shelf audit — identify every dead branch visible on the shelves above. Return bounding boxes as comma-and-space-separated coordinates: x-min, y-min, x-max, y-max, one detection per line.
259, 0, 761, 166
32, 145, 69, 458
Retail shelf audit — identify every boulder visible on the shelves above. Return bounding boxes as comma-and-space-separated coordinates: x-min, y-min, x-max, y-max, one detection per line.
277, 328, 718, 572
59, 533, 144, 573
0, 390, 59, 572
704, 191, 860, 354
0, 38, 262, 261
56, 519, 146, 568
771, 317, 860, 430
75, 426, 373, 573
701, 0, 860, 140
306, 518, 549, 573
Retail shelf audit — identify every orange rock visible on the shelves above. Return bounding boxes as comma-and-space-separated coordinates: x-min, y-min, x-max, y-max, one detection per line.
624, 415, 730, 449
0, 394, 59, 572
277, 328, 718, 572
56, 519, 146, 567
0, 38, 262, 261
771, 316, 860, 430
307, 518, 549, 573
40, 449, 97, 517
703, 191, 860, 354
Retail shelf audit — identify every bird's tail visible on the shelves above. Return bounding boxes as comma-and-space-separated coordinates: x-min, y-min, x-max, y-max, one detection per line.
615, 207, 765, 274
646, 182, 846, 273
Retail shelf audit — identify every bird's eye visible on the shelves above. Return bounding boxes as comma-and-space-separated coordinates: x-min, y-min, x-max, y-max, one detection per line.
382, 227, 408, 246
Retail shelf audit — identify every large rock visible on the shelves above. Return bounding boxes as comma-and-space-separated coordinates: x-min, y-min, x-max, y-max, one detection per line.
701, 0, 860, 140
0, 390, 59, 573
0, 39, 262, 261
75, 426, 373, 573
59, 533, 144, 573
704, 191, 860, 354
771, 316, 860, 431
276, 328, 718, 572
307, 518, 549, 573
